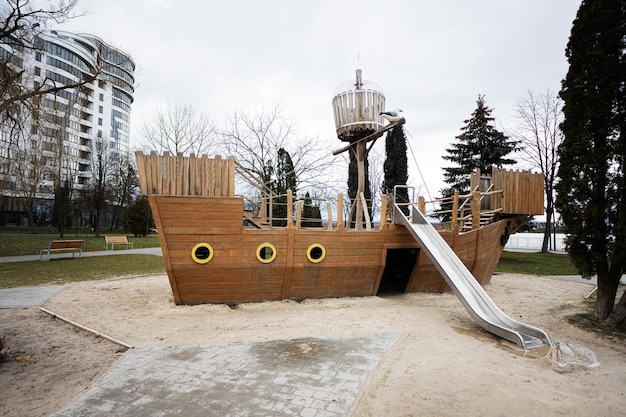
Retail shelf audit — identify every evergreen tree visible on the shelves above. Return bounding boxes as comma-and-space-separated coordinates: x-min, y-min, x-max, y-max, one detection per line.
126, 196, 153, 237
441, 95, 518, 199
51, 181, 72, 237
301, 191, 322, 227
556, 0, 626, 324
270, 148, 297, 227
382, 125, 409, 215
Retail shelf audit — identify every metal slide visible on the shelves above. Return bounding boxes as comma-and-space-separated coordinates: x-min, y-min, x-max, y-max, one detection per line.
393, 204, 552, 349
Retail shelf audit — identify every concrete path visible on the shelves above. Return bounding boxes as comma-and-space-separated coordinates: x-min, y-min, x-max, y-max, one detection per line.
0, 247, 163, 263
48, 333, 404, 417
0, 285, 65, 308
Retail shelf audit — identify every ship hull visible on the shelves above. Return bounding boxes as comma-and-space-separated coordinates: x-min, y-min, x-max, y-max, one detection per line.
150, 195, 507, 305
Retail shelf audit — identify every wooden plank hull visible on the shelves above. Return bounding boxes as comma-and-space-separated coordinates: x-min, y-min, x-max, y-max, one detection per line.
149, 196, 509, 305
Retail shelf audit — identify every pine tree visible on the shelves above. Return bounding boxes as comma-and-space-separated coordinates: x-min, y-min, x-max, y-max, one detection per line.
556, 0, 626, 324
441, 95, 518, 198
270, 148, 297, 227
382, 125, 409, 215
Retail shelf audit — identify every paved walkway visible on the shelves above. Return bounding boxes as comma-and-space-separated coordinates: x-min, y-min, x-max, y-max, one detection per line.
48, 333, 404, 417
0, 247, 163, 263
0, 285, 65, 308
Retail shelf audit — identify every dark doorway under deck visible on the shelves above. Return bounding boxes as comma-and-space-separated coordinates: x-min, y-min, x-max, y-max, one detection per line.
377, 248, 418, 295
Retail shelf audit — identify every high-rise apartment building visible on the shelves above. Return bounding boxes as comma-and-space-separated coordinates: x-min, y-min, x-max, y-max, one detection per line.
0, 30, 135, 226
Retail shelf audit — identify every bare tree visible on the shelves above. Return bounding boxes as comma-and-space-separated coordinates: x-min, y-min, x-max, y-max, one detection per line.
108, 153, 139, 231
79, 136, 115, 236
0, 97, 49, 228
510, 90, 563, 252
140, 103, 216, 156
0, 0, 93, 117
218, 104, 341, 199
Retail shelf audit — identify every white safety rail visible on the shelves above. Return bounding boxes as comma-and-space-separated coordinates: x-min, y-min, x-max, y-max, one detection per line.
393, 203, 552, 349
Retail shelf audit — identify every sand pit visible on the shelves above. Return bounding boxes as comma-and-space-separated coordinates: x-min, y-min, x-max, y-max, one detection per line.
1, 273, 624, 416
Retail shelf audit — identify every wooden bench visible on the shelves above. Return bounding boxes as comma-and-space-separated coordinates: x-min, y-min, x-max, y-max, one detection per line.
40, 240, 85, 260
105, 235, 134, 250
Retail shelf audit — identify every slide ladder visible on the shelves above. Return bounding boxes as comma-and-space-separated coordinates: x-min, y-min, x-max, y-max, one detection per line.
393, 203, 552, 349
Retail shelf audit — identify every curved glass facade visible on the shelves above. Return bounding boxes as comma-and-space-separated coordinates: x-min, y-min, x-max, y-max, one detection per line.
0, 29, 135, 226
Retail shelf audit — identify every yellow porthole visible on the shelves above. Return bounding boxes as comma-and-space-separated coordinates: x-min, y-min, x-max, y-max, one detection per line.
307, 243, 326, 263
256, 243, 277, 263
191, 243, 214, 264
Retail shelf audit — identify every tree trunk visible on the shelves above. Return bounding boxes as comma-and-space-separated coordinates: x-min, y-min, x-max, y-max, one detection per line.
541, 209, 552, 253
594, 266, 619, 321
605, 289, 626, 326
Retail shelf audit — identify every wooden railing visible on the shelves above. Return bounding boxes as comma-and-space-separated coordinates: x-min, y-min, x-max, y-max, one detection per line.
420, 188, 504, 231
244, 190, 394, 232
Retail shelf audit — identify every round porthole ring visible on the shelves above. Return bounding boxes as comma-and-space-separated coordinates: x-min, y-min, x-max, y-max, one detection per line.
307, 243, 326, 263
256, 243, 277, 263
191, 242, 214, 264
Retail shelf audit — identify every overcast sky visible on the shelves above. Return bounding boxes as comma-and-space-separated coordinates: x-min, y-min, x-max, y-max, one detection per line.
59, 0, 581, 196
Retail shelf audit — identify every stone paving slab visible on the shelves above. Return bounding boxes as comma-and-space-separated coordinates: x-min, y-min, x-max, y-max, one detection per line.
49, 332, 404, 417
0, 285, 65, 308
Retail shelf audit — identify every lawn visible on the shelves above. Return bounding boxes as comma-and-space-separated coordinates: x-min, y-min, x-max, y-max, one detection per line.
0, 229, 160, 257
496, 251, 579, 275
0, 255, 166, 289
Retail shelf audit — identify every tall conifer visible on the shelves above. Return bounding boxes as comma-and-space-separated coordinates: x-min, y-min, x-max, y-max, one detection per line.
441, 95, 518, 199
383, 125, 409, 214
556, 0, 626, 323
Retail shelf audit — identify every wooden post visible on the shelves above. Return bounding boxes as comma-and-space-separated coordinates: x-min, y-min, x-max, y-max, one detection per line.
259, 195, 267, 223
286, 189, 294, 229
418, 196, 426, 215
326, 201, 333, 230
201, 154, 209, 196
471, 191, 481, 229
188, 153, 196, 196
355, 141, 366, 230
175, 152, 183, 196
360, 192, 372, 231
337, 193, 345, 230
295, 200, 302, 229
379, 194, 388, 227
451, 190, 459, 228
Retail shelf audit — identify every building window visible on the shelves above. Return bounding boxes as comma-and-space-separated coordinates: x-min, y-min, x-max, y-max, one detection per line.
34, 66, 41, 76
35, 52, 42, 62
98, 105, 103, 114
98, 118, 102, 126
99, 93, 104, 101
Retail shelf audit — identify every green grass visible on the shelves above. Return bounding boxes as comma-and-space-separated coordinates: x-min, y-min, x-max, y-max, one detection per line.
0, 255, 166, 289
0, 230, 160, 256
495, 251, 579, 275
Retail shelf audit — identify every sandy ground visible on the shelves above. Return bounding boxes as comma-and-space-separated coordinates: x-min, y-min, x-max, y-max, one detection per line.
1, 273, 625, 417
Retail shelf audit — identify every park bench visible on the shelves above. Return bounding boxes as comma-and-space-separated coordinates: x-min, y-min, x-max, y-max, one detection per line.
39, 240, 85, 261
104, 235, 134, 250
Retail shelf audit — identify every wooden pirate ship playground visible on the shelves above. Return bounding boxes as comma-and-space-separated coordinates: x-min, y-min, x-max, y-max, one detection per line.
135, 70, 552, 349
